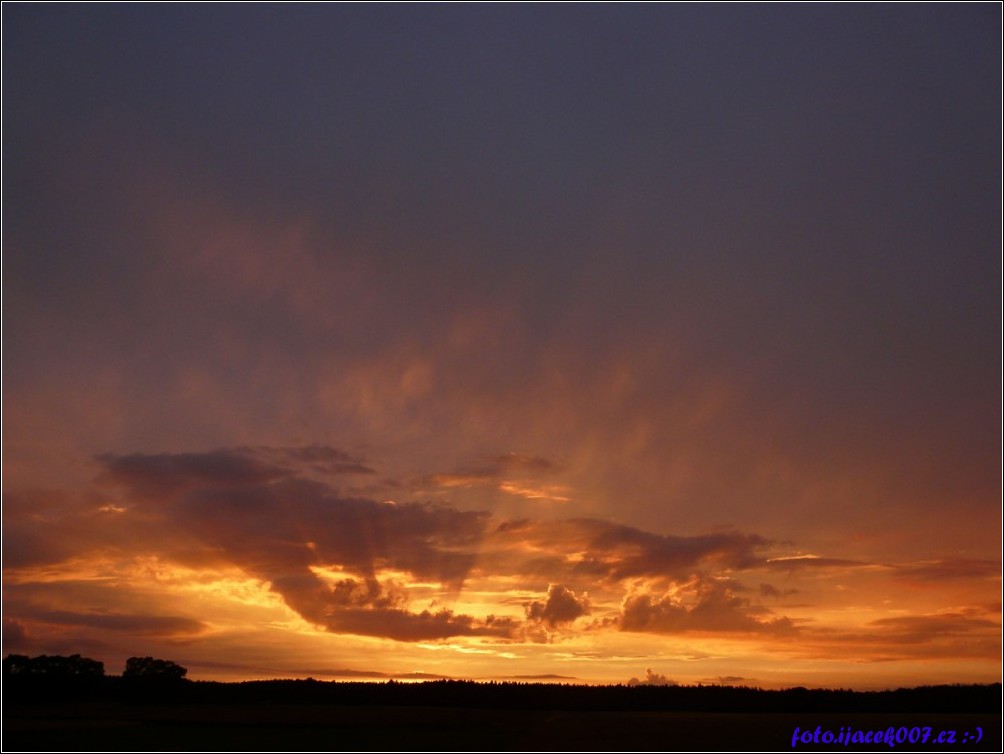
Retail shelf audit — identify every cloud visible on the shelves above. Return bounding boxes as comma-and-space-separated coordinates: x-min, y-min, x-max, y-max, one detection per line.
763, 555, 872, 572
525, 584, 590, 627
29, 610, 206, 636
419, 453, 570, 502
780, 608, 1002, 663
24, 443, 992, 664
866, 613, 1000, 644
0, 618, 112, 658
95, 448, 781, 612
90, 448, 507, 641
496, 482, 572, 503
492, 518, 768, 583
422, 473, 492, 489
96, 449, 287, 498
100, 449, 488, 582
425, 453, 564, 485
619, 581, 794, 635
323, 607, 520, 642
252, 445, 376, 477
627, 669, 677, 686
326, 577, 407, 609
266, 571, 521, 641
86, 447, 791, 644
97, 444, 374, 499
894, 558, 1001, 582
759, 583, 798, 599
2, 489, 122, 568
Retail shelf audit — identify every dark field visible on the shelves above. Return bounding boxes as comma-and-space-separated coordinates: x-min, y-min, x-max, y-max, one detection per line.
4, 679, 1000, 751
4, 703, 1000, 752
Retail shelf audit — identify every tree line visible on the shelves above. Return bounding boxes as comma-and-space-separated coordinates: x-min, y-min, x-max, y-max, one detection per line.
4, 654, 186, 680
3, 653, 999, 714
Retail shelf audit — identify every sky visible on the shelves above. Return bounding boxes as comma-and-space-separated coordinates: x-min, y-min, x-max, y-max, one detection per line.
2, 5, 1000, 689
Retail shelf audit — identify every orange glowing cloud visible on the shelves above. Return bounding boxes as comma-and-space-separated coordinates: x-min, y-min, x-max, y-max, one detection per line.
3, 444, 997, 687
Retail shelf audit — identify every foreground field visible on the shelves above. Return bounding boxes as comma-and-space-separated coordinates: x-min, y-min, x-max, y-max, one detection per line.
4, 703, 1000, 752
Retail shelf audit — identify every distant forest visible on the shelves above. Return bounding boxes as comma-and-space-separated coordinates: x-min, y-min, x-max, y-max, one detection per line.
4, 653, 1000, 714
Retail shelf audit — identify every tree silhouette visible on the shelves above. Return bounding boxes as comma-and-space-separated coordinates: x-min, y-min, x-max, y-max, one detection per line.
3, 653, 104, 677
122, 656, 187, 680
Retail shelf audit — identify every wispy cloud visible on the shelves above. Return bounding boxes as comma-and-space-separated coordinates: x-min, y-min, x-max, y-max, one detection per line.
27, 610, 206, 637
419, 453, 571, 503
893, 559, 1001, 583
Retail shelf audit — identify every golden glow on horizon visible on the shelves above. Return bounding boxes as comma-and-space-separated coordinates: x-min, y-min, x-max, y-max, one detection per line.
3, 456, 999, 689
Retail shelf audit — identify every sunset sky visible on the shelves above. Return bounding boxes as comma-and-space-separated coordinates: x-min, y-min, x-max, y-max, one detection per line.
3, 5, 999, 689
